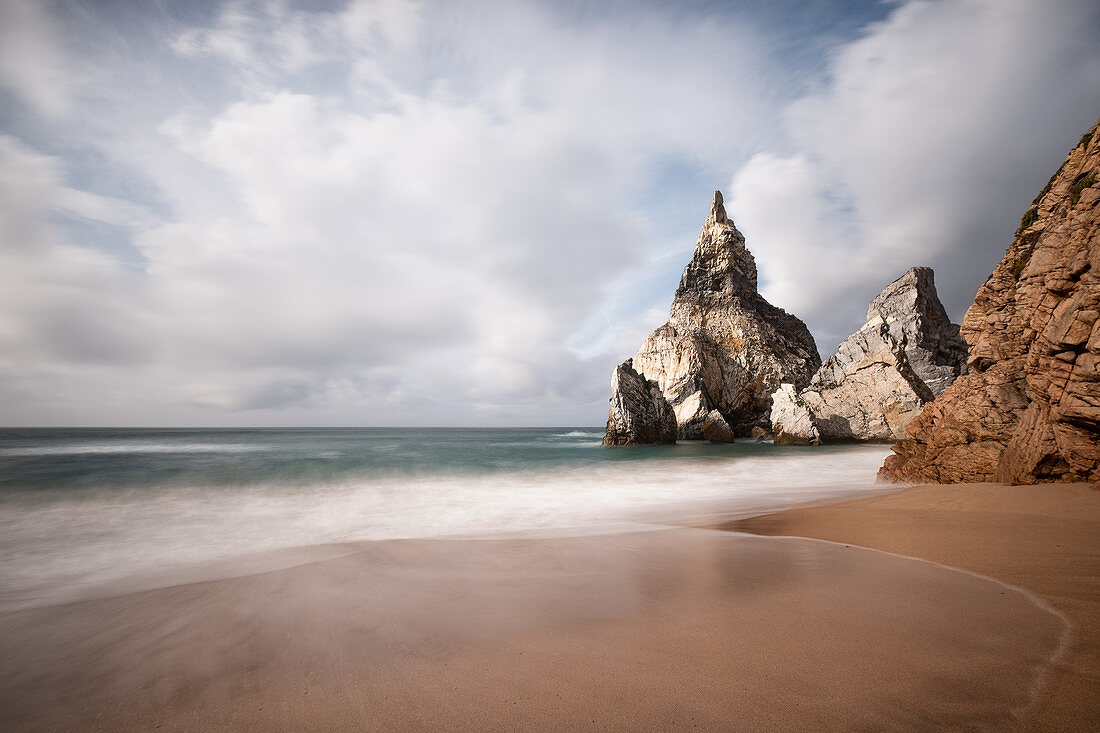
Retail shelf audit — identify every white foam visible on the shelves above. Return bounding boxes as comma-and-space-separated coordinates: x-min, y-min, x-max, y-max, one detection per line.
0, 445, 893, 611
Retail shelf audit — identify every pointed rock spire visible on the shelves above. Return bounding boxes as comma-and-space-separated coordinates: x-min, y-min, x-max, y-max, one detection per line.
709, 190, 727, 225
604, 189, 820, 443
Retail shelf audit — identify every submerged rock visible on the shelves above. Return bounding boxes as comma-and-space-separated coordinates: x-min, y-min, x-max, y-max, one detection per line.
603, 359, 677, 445
627, 191, 820, 440
771, 267, 967, 444
880, 118, 1100, 484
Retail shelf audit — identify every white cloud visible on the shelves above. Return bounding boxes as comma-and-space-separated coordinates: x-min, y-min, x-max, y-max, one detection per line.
1, 0, 1098, 426
730, 0, 1100, 352
0, 136, 60, 251
52, 188, 156, 229
0, 0, 74, 117
171, 0, 424, 75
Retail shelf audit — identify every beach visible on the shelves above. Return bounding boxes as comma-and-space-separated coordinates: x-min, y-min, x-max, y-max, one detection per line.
1, 431, 1097, 730
727, 481, 1100, 731
2, 479, 1096, 730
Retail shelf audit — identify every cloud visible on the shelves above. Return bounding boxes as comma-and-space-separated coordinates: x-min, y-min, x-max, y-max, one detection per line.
7, 0, 785, 425
729, 0, 1100, 351
1, 0, 1098, 426
172, 0, 423, 71
0, 136, 60, 251
0, 0, 74, 117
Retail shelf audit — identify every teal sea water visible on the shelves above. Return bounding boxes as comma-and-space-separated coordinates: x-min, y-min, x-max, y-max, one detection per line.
0, 428, 892, 610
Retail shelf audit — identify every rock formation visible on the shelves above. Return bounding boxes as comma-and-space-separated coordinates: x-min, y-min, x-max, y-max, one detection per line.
603, 359, 677, 445
770, 383, 821, 445
610, 190, 820, 443
880, 118, 1100, 484
771, 267, 967, 443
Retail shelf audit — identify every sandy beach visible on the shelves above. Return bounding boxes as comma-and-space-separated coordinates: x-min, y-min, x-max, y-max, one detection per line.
1, 481, 1095, 731
726, 481, 1100, 732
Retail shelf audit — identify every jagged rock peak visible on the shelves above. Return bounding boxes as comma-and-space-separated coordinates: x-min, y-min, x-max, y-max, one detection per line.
709, 189, 727, 225
771, 267, 967, 444
865, 267, 966, 397
620, 190, 820, 440
880, 117, 1100, 484
677, 189, 758, 295
603, 359, 677, 446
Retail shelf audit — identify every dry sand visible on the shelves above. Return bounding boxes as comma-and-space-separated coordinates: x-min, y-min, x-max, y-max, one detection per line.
725, 481, 1100, 732
1, 482, 1095, 731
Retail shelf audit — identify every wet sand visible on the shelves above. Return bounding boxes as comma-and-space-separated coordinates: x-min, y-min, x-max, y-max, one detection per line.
0, 513, 1074, 731
725, 482, 1100, 732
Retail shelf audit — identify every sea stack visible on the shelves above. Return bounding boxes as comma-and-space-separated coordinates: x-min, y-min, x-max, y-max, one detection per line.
603, 360, 677, 446
880, 118, 1100, 484
771, 267, 967, 444
605, 191, 820, 444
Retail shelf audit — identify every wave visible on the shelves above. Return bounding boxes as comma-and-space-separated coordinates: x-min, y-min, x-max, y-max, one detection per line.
0, 442, 270, 457
0, 444, 893, 611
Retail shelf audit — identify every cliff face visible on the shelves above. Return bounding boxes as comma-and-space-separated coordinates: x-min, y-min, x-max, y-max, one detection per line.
880, 119, 1100, 484
771, 268, 967, 444
629, 191, 821, 439
603, 360, 677, 446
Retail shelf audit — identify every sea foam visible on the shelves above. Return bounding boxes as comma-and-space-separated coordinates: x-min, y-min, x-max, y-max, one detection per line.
0, 430, 892, 611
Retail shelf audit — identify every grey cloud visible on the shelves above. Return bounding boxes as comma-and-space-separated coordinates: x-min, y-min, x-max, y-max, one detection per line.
0, 0, 74, 117
36, 308, 152, 367
1, 0, 1097, 427
731, 0, 1100, 354
238, 378, 318, 411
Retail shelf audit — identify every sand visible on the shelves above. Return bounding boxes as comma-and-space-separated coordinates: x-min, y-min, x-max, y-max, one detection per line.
726, 481, 1100, 732
1, 482, 1096, 731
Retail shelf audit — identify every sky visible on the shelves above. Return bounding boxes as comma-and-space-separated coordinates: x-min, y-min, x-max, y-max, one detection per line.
1, 0, 1098, 427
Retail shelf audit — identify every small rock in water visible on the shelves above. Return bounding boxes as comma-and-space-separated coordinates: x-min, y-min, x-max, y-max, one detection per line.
701, 410, 736, 443
603, 359, 677, 446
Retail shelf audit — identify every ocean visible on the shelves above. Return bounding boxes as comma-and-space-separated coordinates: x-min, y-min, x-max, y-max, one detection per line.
0, 427, 892, 611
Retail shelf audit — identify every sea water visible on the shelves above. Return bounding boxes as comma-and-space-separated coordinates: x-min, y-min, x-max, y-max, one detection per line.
0, 428, 892, 610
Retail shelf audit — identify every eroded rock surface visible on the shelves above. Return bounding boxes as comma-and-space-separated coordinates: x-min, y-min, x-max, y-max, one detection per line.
771, 268, 967, 444
603, 359, 677, 445
627, 191, 820, 440
770, 383, 820, 445
880, 119, 1100, 484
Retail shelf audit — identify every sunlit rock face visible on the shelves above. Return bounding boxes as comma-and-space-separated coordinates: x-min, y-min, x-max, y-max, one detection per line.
627, 191, 820, 441
880, 118, 1100, 484
603, 359, 677, 446
770, 383, 820, 445
771, 267, 967, 444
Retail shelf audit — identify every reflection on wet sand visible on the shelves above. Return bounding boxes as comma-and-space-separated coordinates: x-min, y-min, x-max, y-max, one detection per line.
0, 528, 1066, 731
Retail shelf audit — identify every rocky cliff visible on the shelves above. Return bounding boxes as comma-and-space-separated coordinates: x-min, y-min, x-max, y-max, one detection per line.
615, 191, 820, 442
880, 119, 1100, 484
771, 267, 967, 444
603, 359, 677, 445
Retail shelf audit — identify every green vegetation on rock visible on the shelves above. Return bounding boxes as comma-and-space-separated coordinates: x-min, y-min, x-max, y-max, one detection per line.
1069, 171, 1097, 206
1012, 252, 1031, 280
